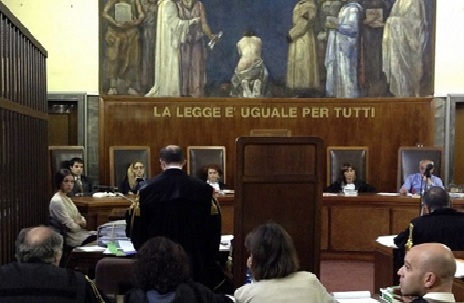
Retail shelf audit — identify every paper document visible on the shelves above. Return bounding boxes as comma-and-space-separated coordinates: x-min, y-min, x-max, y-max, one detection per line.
332, 291, 380, 303
456, 259, 464, 277
376, 235, 397, 248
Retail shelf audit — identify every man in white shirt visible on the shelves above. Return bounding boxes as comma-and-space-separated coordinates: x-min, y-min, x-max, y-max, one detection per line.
397, 243, 456, 302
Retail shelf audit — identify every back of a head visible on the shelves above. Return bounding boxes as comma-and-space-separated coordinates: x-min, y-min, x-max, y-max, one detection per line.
423, 187, 450, 211
415, 243, 456, 288
245, 222, 299, 281
15, 226, 63, 265
135, 236, 190, 294
160, 145, 184, 164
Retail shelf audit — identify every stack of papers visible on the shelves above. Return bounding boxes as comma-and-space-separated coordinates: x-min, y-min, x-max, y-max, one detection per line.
220, 235, 233, 252
97, 220, 129, 246
332, 291, 380, 303
455, 259, 464, 277
376, 235, 397, 248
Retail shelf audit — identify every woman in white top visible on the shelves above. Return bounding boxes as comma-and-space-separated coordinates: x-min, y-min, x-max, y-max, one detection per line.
234, 222, 335, 303
49, 169, 93, 247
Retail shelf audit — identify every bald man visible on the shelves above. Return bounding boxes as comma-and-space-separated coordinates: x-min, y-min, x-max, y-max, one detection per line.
400, 160, 444, 194
397, 243, 456, 302
0, 226, 107, 302
129, 145, 222, 290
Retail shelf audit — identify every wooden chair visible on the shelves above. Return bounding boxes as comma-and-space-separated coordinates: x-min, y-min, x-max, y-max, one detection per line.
249, 129, 291, 137
327, 146, 368, 186
187, 146, 226, 183
397, 146, 444, 190
109, 146, 151, 190
95, 258, 136, 300
49, 146, 85, 192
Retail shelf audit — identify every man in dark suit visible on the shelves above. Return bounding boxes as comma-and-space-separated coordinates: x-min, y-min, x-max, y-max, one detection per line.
129, 145, 222, 289
0, 226, 107, 303
395, 186, 464, 260
69, 157, 93, 196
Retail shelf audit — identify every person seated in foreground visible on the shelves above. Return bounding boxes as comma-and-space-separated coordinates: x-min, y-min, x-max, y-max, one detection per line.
400, 160, 444, 194
394, 187, 464, 262
49, 169, 96, 248
395, 243, 456, 303
124, 236, 233, 303
201, 164, 226, 191
0, 226, 108, 303
324, 162, 377, 193
121, 160, 148, 195
234, 222, 335, 303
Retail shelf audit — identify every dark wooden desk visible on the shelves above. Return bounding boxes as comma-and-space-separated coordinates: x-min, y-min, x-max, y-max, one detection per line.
74, 194, 464, 259
73, 194, 235, 235
73, 196, 132, 231
374, 242, 464, 300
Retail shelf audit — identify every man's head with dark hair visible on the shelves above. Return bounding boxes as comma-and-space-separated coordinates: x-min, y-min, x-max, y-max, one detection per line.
135, 236, 191, 293
69, 157, 84, 177
15, 226, 63, 267
159, 145, 185, 169
423, 186, 451, 213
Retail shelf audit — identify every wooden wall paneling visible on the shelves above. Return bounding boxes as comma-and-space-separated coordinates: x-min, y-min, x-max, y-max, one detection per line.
391, 207, 420, 234
330, 206, 390, 251
99, 97, 434, 192
233, 137, 324, 288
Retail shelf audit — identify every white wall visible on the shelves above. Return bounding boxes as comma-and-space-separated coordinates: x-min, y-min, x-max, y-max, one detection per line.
2, 0, 99, 94
435, 0, 464, 97
2, 0, 463, 96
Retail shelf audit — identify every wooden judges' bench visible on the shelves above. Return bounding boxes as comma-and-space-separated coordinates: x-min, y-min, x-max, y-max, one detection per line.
74, 194, 464, 259
73, 194, 235, 235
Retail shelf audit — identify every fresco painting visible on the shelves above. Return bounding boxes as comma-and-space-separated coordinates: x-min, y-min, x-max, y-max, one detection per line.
99, 0, 435, 98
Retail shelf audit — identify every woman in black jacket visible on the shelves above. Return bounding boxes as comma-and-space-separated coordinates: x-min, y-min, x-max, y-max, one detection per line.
324, 162, 377, 193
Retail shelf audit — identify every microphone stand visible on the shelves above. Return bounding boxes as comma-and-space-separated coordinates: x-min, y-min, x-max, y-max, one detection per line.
419, 174, 424, 215
420, 169, 432, 216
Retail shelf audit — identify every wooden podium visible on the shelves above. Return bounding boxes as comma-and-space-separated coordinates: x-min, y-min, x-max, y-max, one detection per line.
233, 136, 325, 287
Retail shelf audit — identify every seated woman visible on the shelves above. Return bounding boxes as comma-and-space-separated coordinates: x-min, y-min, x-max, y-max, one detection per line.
324, 162, 377, 193
121, 160, 147, 194
124, 236, 233, 303
201, 164, 226, 191
234, 222, 334, 303
49, 169, 95, 248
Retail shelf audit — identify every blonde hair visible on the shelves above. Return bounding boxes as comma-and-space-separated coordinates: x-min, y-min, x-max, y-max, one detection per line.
127, 161, 144, 190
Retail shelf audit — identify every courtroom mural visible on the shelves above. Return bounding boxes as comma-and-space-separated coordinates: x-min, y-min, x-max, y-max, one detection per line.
99, 0, 435, 98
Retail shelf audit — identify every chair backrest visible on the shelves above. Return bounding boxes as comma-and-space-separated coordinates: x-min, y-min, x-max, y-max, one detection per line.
327, 146, 369, 186
187, 146, 226, 183
249, 129, 292, 137
109, 146, 151, 189
49, 146, 85, 192
95, 258, 136, 298
397, 146, 444, 189
49, 145, 85, 175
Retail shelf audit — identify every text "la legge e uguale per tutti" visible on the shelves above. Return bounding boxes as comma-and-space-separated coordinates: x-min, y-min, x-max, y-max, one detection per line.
153, 106, 376, 119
